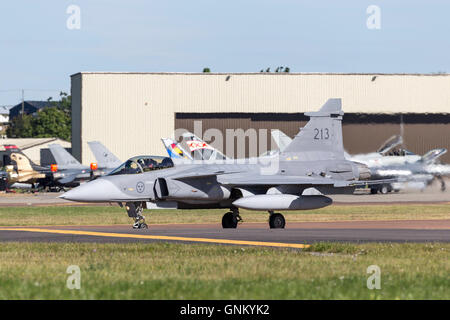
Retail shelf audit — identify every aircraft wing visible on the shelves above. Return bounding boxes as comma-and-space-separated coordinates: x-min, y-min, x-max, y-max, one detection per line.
58, 173, 78, 184
169, 168, 243, 181
217, 173, 396, 188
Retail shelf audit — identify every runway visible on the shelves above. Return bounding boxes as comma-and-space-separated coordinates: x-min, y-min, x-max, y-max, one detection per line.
1, 219, 449, 247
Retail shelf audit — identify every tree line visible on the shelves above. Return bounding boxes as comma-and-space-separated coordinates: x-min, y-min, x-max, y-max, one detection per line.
6, 92, 72, 141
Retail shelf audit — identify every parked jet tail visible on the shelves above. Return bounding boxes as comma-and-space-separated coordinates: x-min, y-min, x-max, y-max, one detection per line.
181, 132, 229, 160
271, 129, 292, 152
283, 98, 345, 160
161, 138, 193, 160
88, 141, 122, 169
1, 144, 46, 171
48, 144, 84, 169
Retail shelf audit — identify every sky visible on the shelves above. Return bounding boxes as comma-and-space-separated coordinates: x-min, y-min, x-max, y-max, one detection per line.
0, 0, 449, 105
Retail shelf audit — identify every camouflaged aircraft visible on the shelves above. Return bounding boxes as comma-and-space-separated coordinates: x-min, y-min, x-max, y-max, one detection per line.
60, 99, 388, 229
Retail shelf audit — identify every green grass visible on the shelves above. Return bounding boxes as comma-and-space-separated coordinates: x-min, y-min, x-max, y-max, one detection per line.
0, 242, 448, 299
0, 204, 449, 226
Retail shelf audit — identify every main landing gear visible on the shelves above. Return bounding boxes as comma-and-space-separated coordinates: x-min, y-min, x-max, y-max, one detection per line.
222, 209, 242, 228
269, 211, 286, 229
125, 202, 148, 229
221, 209, 286, 229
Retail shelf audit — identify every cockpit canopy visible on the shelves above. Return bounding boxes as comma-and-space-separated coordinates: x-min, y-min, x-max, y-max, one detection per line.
109, 156, 174, 176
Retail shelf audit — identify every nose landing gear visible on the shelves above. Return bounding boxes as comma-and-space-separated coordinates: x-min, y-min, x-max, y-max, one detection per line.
125, 202, 148, 229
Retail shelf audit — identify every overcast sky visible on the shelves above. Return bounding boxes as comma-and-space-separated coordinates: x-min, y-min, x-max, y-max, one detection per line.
0, 0, 449, 105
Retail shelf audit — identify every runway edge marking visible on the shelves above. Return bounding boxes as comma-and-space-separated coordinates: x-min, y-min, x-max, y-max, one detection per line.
0, 228, 310, 249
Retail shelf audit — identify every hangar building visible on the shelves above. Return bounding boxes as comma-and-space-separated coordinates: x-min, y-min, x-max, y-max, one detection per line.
71, 72, 450, 164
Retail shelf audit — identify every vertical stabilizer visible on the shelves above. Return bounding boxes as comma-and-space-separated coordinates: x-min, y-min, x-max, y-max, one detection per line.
161, 138, 193, 160
49, 144, 84, 169
87, 141, 122, 169
271, 130, 293, 152
283, 99, 345, 160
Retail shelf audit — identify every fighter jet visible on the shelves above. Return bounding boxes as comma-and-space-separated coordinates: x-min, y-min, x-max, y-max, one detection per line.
1, 144, 55, 189
50, 142, 126, 184
48, 144, 100, 186
61, 98, 390, 229
271, 130, 449, 193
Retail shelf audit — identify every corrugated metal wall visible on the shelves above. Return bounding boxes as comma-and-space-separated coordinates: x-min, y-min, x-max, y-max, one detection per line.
72, 73, 450, 164
176, 114, 450, 163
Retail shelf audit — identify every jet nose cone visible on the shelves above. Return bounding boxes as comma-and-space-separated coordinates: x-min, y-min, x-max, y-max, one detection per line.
60, 178, 123, 202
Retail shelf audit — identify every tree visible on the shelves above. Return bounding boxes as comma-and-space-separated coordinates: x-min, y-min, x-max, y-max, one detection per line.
32, 107, 71, 141
6, 92, 72, 141
203, 68, 211, 73
6, 114, 34, 138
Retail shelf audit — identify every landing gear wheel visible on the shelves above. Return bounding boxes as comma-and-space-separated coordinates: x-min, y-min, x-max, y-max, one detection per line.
222, 212, 238, 229
380, 185, 390, 194
269, 213, 285, 229
370, 188, 378, 194
133, 220, 148, 229
127, 202, 148, 229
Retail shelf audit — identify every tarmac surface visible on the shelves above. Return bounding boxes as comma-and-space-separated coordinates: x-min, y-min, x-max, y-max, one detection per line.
1, 187, 450, 247
0, 219, 449, 247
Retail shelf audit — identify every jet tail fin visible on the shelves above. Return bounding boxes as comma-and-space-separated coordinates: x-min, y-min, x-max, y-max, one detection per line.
161, 138, 193, 160
87, 141, 122, 169
283, 99, 345, 160
48, 144, 84, 169
271, 129, 292, 152
2, 144, 45, 171
182, 132, 229, 160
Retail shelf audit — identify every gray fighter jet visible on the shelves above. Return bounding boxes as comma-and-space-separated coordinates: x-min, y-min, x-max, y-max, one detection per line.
60, 99, 386, 229
49, 144, 99, 185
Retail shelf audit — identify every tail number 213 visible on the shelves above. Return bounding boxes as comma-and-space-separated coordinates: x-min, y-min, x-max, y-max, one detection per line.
314, 128, 330, 140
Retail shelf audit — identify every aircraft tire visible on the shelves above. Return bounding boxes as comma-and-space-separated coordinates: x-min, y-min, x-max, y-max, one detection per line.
222, 212, 238, 229
269, 213, 285, 229
380, 185, 390, 194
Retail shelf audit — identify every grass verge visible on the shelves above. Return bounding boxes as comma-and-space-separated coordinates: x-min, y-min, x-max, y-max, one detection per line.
0, 242, 448, 299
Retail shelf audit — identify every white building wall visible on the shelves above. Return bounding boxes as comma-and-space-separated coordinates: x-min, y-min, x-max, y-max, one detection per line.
72, 72, 450, 164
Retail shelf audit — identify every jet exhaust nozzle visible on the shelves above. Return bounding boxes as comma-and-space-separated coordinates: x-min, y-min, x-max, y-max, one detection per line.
232, 194, 332, 211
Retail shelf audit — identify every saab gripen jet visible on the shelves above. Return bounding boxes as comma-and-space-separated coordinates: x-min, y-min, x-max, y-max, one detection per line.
61, 98, 391, 229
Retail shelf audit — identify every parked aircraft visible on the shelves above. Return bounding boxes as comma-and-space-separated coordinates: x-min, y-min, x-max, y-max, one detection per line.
48, 144, 100, 185
50, 142, 125, 184
270, 131, 449, 193
1, 144, 59, 190
60, 99, 389, 229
